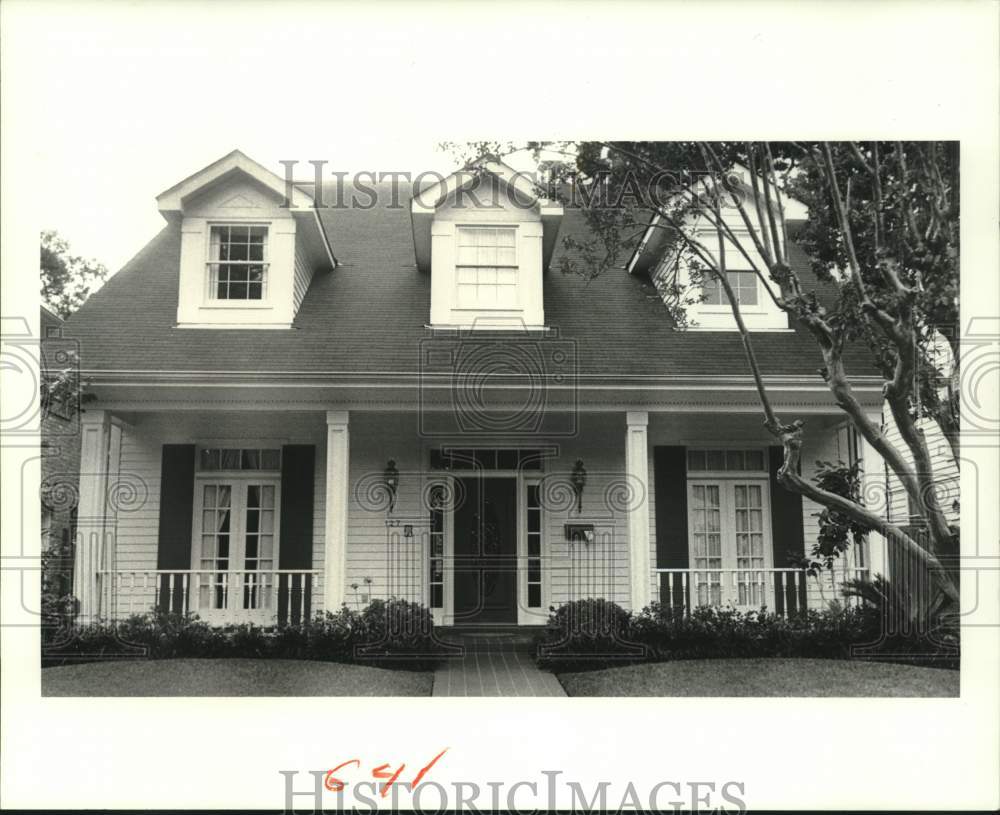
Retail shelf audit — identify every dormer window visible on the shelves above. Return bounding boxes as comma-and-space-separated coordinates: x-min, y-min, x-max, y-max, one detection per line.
410, 160, 563, 330
702, 270, 758, 307
157, 150, 334, 330
627, 171, 805, 332
208, 225, 269, 301
456, 226, 518, 309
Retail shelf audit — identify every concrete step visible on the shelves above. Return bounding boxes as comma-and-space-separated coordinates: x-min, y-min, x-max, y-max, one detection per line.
436, 626, 544, 654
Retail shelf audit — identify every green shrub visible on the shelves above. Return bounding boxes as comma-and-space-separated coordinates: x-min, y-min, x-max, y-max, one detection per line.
631, 604, 886, 661
841, 576, 959, 668
536, 600, 958, 672
269, 606, 362, 663
536, 598, 647, 670
222, 623, 270, 658
121, 611, 226, 658
39, 532, 79, 656
353, 598, 442, 670
41, 600, 445, 670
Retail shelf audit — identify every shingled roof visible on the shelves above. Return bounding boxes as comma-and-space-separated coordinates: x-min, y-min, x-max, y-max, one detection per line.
64, 183, 876, 381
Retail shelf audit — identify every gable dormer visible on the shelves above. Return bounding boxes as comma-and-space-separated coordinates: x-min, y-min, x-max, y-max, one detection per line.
629, 170, 807, 332
411, 161, 563, 330
157, 150, 334, 329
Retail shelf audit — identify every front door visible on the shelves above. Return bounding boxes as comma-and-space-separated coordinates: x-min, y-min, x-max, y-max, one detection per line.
453, 476, 517, 624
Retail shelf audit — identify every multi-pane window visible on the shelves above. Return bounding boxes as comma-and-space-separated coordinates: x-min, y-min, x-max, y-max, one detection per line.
687, 448, 766, 473
208, 225, 268, 300
199, 448, 281, 472
526, 483, 542, 608
688, 478, 772, 609
429, 448, 544, 471
702, 270, 758, 306
242, 484, 276, 609
734, 484, 766, 604
428, 485, 445, 609
199, 484, 232, 609
455, 226, 518, 309
690, 484, 723, 605
196, 480, 280, 614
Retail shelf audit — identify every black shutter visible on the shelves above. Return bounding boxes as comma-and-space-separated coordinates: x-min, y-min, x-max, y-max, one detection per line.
653, 446, 689, 611
278, 445, 315, 625
156, 444, 196, 613
768, 446, 806, 614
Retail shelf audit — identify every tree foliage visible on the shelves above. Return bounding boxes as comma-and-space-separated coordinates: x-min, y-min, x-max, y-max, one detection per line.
40, 230, 108, 318
450, 140, 960, 610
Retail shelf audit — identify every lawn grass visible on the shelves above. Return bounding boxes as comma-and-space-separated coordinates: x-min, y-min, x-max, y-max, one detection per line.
41, 658, 434, 697
557, 658, 959, 697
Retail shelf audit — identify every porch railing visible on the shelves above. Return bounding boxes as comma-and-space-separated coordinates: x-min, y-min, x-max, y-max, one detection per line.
96, 569, 321, 625
652, 567, 871, 616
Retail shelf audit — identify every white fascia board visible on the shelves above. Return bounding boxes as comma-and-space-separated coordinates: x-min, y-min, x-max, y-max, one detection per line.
411, 158, 559, 212
156, 150, 313, 214
626, 161, 808, 274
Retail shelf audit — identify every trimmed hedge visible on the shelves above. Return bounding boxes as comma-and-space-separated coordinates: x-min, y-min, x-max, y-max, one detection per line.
536, 600, 959, 672
41, 598, 445, 671
536, 598, 649, 671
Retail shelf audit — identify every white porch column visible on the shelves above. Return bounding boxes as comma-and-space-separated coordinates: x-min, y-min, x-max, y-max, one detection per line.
324, 410, 350, 612
626, 410, 652, 611
75, 409, 111, 620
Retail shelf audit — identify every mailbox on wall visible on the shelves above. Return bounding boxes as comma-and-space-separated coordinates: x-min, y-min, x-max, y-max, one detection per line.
564, 523, 595, 545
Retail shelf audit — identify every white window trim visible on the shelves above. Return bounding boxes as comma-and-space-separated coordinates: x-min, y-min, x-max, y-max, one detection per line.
700, 270, 768, 315
426, 477, 455, 627
190, 476, 282, 623
687, 226, 789, 328
204, 221, 272, 306
453, 223, 521, 312
686, 476, 774, 607
518, 475, 547, 625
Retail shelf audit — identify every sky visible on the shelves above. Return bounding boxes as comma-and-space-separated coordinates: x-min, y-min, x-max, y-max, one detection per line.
4, 3, 551, 275
3, 0, 994, 281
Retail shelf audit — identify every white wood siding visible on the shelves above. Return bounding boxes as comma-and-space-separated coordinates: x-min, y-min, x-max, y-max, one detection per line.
881, 408, 959, 525
292, 239, 313, 314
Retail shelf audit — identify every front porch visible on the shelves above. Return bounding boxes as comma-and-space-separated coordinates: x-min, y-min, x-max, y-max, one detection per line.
94, 565, 872, 626
74, 402, 887, 628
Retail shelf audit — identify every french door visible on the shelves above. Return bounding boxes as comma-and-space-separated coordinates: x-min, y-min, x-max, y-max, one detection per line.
193, 478, 280, 622
687, 479, 772, 609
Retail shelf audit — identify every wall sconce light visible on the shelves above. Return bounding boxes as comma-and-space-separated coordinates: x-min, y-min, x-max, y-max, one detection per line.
384, 459, 399, 512
570, 459, 587, 514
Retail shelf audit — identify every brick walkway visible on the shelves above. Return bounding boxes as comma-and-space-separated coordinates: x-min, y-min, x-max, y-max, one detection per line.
431, 633, 566, 697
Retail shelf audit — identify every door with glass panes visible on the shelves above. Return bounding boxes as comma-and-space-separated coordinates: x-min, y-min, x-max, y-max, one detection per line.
687, 479, 772, 609
192, 479, 280, 623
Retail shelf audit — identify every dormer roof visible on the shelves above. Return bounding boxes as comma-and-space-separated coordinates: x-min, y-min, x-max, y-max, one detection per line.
409, 159, 563, 272
156, 149, 316, 216
155, 149, 335, 271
